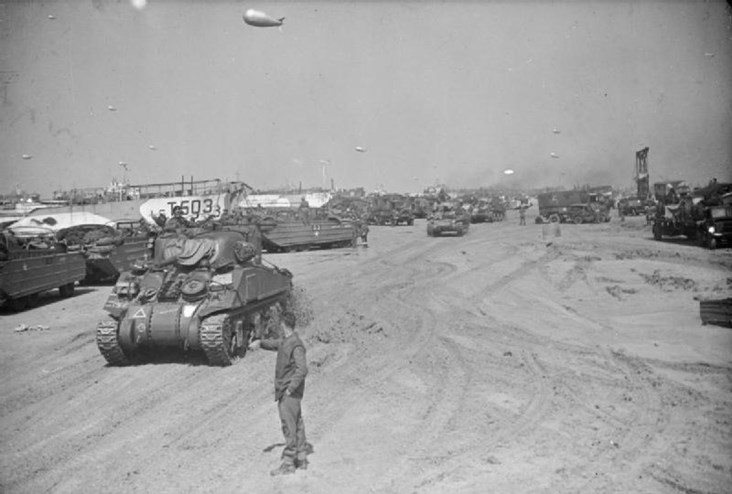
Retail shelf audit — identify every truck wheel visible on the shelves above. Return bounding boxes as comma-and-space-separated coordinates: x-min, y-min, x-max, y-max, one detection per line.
9, 296, 29, 312
59, 283, 75, 298
573, 216, 583, 225
653, 224, 662, 241
549, 214, 560, 223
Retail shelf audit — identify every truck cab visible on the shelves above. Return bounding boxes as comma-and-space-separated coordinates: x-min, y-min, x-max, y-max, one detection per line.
699, 204, 732, 250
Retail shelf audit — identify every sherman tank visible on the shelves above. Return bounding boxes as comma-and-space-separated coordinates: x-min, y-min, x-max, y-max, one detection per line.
96, 230, 293, 366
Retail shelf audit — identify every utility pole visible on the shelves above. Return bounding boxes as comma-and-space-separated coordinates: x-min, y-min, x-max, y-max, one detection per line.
635, 147, 649, 199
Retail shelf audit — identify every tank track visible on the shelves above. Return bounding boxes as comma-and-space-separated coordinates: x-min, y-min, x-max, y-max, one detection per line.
96, 319, 131, 366
199, 313, 235, 366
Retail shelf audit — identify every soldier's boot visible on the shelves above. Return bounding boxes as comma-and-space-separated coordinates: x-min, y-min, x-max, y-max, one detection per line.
270, 462, 296, 476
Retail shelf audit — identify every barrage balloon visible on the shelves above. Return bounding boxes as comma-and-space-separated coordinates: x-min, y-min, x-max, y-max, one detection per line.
242, 9, 284, 28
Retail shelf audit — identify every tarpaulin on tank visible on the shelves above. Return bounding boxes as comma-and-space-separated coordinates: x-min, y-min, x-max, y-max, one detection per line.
177, 238, 218, 266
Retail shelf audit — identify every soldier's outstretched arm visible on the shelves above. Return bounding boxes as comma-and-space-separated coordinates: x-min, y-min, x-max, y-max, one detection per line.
257, 338, 282, 351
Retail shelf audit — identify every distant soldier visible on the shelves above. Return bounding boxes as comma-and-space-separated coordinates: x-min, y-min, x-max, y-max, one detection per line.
298, 197, 310, 224
164, 206, 191, 232
519, 206, 527, 225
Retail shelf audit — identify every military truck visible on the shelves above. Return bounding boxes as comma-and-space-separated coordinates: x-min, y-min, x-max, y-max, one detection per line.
0, 227, 86, 311
536, 190, 589, 223
698, 203, 732, 249
566, 203, 611, 224
536, 190, 610, 224
367, 194, 415, 226
652, 182, 732, 244
617, 196, 645, 216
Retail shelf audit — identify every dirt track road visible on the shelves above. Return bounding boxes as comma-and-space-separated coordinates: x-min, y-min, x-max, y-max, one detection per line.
2, 213, 731, 494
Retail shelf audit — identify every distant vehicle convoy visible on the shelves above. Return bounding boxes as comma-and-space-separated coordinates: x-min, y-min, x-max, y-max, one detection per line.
3, 181, 729, 313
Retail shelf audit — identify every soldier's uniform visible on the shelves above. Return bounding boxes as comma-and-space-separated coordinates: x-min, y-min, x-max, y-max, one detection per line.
260, 331, 309, 474
164, 207, 191, 232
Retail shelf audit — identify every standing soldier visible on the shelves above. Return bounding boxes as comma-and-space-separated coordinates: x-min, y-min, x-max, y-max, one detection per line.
164, 206, 191, 232
298, 197, 310, 224
519, 205, 527, 225
248, 310, 309, 475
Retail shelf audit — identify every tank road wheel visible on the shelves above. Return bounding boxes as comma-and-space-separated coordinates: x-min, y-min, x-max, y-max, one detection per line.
200, 314, 248, 366
96, 319, 132, 366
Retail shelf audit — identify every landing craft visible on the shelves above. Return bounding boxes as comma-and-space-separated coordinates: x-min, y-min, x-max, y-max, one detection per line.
355, 146, 366, 153
242, 9, 284, 28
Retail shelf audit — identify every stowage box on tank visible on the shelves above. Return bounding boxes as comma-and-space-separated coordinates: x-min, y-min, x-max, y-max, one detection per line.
96, 230, 293, 366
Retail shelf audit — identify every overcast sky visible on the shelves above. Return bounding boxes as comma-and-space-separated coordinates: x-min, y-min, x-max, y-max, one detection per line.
1, 0, 730, 197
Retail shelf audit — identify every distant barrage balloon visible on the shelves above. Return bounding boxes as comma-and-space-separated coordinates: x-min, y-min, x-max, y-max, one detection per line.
21, 154, 32, 160
107, 105, 117, 112
550, 152, 559, 159
242, 9, 284, 28
355, 146, 366, 153
552, 128, 561, 134
148, 145, 157, 151
503, 169, 514, 175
